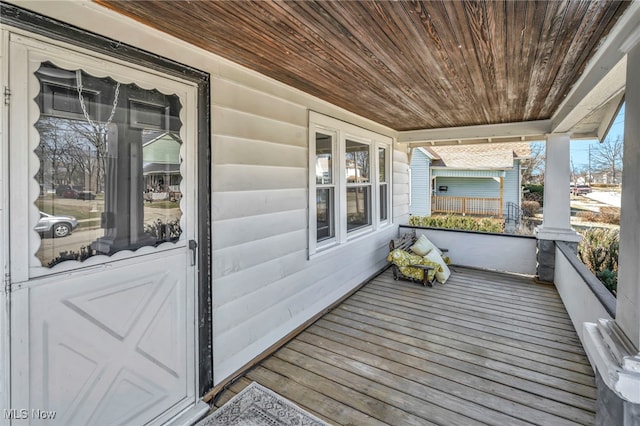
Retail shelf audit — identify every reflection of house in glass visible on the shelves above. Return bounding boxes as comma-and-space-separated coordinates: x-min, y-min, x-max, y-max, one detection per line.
142, 131, 182, 201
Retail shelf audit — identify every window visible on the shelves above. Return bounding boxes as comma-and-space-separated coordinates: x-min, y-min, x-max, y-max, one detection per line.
379, 147, 389, 221
309, 112, 392, 254
315, 132, 335, 242
33, 62, 184, 268
346, 139, 371, 231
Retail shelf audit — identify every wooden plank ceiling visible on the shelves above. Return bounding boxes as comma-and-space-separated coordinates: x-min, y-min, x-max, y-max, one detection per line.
96, 0, 629, 132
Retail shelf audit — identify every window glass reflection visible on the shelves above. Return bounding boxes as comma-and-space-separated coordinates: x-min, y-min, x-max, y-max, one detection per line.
315, 133, 333, 184
316, 188, 334, 241
346, 187, 371, 231
34, 62, 183, 268
345, 140, 369, 183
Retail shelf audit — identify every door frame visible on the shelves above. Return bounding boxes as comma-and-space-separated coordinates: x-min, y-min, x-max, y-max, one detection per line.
0, 1, 213, 414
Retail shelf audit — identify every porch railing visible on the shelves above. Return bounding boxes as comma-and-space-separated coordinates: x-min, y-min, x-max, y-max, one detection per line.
432, 195, 502, 217
505, 202, 523, 225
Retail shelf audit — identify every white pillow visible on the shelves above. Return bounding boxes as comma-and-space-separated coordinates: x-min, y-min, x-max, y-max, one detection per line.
410, 234, 440, 256
424, 250, 451, 284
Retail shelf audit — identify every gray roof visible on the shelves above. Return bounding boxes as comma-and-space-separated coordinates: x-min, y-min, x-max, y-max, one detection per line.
426, 142, 531, 170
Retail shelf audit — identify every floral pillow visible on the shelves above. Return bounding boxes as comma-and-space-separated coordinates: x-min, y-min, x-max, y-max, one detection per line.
387, 249, 440, 282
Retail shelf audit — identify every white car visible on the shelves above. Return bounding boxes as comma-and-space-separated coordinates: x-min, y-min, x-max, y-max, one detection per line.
35, 211, 79, 238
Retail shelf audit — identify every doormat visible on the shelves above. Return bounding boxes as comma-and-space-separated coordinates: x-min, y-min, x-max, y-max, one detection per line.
197, 381, 330, 426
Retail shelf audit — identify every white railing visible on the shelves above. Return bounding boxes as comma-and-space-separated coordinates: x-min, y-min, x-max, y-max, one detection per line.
403, 225, 537, 275
554, 241, 615, 347
431, 196, 502, 217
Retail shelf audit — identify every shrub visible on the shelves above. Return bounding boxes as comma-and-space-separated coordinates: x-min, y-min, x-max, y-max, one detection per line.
578, 228, 619, 295
48, 245, 95, 267
409, 215, 504, 233
590, 183, 620, 189
576, 207, 620, 224
599, 207, 621, 224
596, 269, 617, 294
522, 186, 544, 206
521, 201, 540, 217
576, 210, 598, 222
524, 184, 544, 194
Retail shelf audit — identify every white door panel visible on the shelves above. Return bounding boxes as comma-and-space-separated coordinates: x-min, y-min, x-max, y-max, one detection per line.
11, 252, 193, 425
8, 34, 198, 425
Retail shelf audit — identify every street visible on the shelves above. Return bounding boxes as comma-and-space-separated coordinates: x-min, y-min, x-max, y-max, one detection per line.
583, 190, 621, 207
37, 227, 103, 266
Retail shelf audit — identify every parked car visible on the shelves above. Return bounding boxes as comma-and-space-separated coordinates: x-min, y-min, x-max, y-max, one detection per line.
59, 188, 80, 199
59, 188, 96, 200
573, 184, 592, 195
55, 184, 75, 196
35, 211, 79, 238
76, 190, 96, 200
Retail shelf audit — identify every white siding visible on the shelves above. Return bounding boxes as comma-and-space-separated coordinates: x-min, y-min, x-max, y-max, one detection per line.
393, 148, 410, 224
503, 160, 521, 212
409, 149, 431, 216
7, 2, 408, 387
211, 82, 403, 382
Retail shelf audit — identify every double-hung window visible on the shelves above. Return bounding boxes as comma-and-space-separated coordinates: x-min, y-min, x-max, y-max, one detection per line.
309, 112, 392, 255
345, 138, 371, 232
315, 131, 336, 243
379, 146, 389, 222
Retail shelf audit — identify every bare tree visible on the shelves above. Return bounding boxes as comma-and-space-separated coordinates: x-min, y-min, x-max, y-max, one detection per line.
571, 160, 588, 184
592, 136, 623, 184
35, 117, 106, 192
35, 117, 70, 190
521, 142, 545, 184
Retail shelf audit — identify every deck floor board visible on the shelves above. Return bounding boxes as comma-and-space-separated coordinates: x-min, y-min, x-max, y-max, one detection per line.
212, 267, 596, 425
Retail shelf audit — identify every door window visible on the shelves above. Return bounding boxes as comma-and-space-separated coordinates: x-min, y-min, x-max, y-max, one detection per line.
34, 62, 184, 267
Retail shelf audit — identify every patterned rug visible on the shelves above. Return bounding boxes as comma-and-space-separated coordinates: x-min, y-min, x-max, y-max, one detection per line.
197, 382, 330, 426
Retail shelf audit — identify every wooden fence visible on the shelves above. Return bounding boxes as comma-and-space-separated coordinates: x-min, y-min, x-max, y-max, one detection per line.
431, 196, 502, 217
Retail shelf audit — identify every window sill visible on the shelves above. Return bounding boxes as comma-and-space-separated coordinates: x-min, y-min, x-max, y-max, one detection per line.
310, 223, 392, 259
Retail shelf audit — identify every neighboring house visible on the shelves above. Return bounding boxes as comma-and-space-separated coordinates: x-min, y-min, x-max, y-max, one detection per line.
410, 143, 531, 219
408, 147, 435, 216
143, 131, 182, 198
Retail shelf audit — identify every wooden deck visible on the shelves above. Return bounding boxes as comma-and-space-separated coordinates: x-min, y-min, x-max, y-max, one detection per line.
211, 267, 597, 425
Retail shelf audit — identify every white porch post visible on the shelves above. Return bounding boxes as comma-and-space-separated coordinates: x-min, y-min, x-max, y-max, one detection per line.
582, 28, 640, 426
617, 35, 640, 351
535, 133, 581, 282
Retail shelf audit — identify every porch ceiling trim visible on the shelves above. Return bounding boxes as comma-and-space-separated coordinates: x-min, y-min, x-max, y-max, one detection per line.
398, 119, 550, 147
550, 56, 625, 140
432, 169, 505, 178
552, 1, 640, 138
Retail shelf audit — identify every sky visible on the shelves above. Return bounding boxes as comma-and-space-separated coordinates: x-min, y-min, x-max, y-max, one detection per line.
530, 103, 625, 171
570, 103, 626, 170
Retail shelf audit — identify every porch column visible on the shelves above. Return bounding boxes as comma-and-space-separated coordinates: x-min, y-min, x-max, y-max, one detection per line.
583, 29, 640, 426
535, 133, 581, 282
617, 34, 640, 353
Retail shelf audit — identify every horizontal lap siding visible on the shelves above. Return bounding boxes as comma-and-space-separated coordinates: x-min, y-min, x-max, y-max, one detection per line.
503, 160, 520, 212
212, 78, 401, 383
434, 163, 521, 214
409, 149, 430, 216
435, 176, 499, 197
393, 149, 410, 224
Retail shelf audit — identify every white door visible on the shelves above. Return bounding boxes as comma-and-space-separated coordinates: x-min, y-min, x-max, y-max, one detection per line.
7, 33, 198, 425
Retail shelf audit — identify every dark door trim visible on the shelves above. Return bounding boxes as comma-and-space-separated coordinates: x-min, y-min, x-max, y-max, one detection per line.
1, 2, 214, 396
